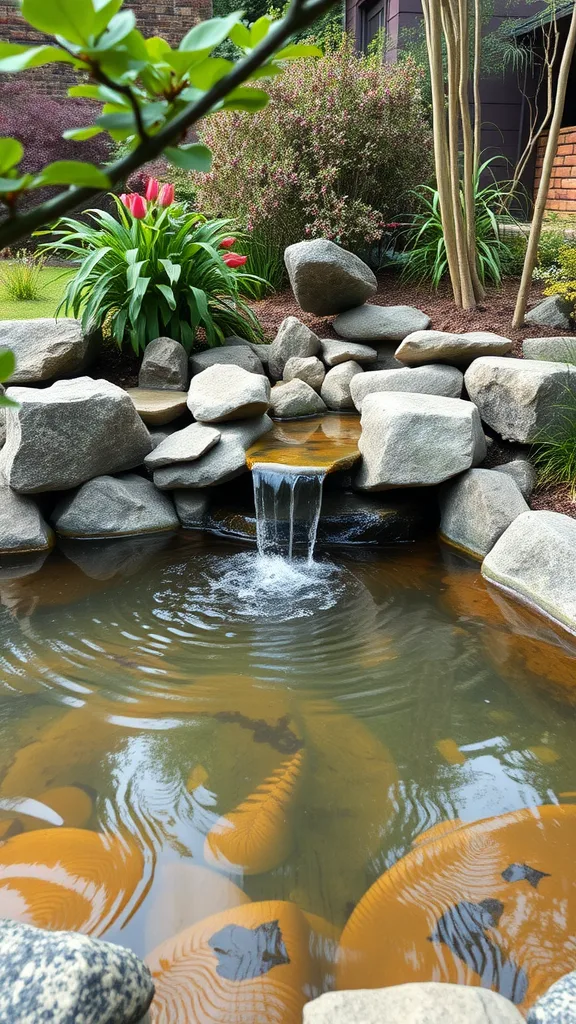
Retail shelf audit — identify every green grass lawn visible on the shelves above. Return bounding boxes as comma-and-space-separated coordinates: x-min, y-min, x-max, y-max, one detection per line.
0, 266, 73, 320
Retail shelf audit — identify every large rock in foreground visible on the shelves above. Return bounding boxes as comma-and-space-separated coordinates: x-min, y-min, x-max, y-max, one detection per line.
333, 304, 431, 342
482, 510, 576, 633
304, 985, 524, 1023
138, 336, 188, 390
52, 473, 179, 538
440, 468, 529, 558
0, 318, 94, 384
2, 377, 152, 494
465, 356, 574, 442
357, 392, 485, 490
154, 415, 273, 489
187, 364, 270, 423
395, 329, 512, 366
284, 238, 377, 316
350, 365, 462, 410
0, 918, 154, 1024
268, 317, 321, 379
0, 483, 53, 554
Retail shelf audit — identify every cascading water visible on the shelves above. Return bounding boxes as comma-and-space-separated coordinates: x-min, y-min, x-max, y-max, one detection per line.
252, 463, 326, 562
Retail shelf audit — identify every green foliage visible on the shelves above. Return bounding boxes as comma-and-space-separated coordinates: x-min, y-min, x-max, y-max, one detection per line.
542, 245, 576, 317
39, 195, 267, 353
402, 162, 518, 289
533, 381, 576, 495
236, 233, 286, 295
538, 230, 572, 272
500, 231, 528, 277
0, 349, 18, 408
0, 250, 46, 300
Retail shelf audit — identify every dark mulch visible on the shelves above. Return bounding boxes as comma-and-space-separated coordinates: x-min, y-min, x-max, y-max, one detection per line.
91, 337, 140, 390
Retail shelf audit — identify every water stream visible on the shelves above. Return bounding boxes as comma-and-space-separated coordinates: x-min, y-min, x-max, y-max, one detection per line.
252, 462, 326, 562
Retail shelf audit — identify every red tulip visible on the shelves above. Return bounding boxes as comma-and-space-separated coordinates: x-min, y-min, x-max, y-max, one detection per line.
130, 194, 147, 219
220, 236, 237, 249
119, 193, 129, 206
158, 183, 175, 207
145, 177, 159, 201
222, 252, 248, 268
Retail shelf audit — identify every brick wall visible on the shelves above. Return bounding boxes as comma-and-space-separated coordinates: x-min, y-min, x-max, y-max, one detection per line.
534, 127, 576, 214
0, 0, 213, 96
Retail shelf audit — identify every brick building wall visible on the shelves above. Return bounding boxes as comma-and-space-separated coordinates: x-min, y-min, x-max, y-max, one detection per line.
0, 0, 213, 96
534, 127, 576, 214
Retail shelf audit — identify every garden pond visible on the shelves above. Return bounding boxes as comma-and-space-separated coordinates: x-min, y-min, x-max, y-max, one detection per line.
0, 526, 575, 1019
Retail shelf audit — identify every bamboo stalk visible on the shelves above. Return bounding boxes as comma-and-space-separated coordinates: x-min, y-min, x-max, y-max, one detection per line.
457, 0, 484, 301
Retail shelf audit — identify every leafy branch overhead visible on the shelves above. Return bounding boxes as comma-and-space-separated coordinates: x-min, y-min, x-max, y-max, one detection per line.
0, 0, 335, 246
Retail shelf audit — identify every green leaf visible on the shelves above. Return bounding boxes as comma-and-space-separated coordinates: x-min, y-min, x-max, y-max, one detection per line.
0, 394, 18, 409
93, 0, 124, 35
21, 0, 96, 45
221, 86, 268, 112
228, 22, 251, 48
0, 138, 23, 174
273, 43, 322, 59
165, 143, 212, 172
0, 349, 16, 383
94, 9, 135, 50
159, 258, 181, 285
0, 175, 32, 193
62, 126, 103, 141
250, 16, 272, 45
0, 42, 74, 72
127, 260, 147, 290
248, 62, 283, 80
156, 283, 176, 310
187, 56, 233, 89
31, 161, 111, 188
162, 49, 210, 76
177, 86, 206, 104
179, 11, 244, 52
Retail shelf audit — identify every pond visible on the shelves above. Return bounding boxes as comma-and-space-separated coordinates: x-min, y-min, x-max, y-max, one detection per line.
0, 532, 575, 1020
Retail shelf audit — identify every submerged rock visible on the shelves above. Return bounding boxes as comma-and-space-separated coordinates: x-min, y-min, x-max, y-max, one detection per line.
138, 336, 189, 391
2, 377, 152, 494
440, 468, 529, 558
0, 318, 94, 384
0, 919, 154, 1024
52, 473, 179, 538
465, 357, 575, 442
395, 329, 512, 366
60, 533, 173, 580
188, 364, 270, 423
0, 483, 53, 554
284, 238, 377, 316
270, 379, 326, 418
304, 985, 524, 1023
333, 304, 430, 343
321, 361, 363, 410
268, 317, 321, 379
154, 415, 273, 489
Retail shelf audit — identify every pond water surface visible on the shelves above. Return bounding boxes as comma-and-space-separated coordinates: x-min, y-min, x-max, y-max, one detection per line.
0, 534, 575, 1020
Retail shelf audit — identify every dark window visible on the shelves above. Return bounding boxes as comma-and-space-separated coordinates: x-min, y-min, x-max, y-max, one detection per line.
362, 0, 387, 50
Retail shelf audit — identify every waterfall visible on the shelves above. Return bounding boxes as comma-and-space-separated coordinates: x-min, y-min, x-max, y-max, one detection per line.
252, 463, 326, 562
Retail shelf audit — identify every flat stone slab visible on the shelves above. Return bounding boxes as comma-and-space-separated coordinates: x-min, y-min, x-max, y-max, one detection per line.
440, 468, 529, 558
465, 356, 575, 442
304, 985, 524, 1023
285, 238, 377, 316
0, 918, 154, 1024
0, 318, 94, 384
396, 329, 512, 366
246, 414, 361, 474
126, 388, 188, 425
320, 339, 378, 367
154, 415, 273, 489
482, 509, 576, 633
522, 336, 576, 362
333, 304, 431, 342
144, 423, 221, 468
351, 365, 463, 410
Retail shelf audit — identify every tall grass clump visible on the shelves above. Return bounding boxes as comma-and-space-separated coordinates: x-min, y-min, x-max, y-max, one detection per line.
0, 251, 46, 301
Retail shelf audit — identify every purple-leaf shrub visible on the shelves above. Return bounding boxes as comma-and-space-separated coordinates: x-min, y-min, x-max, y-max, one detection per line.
195, 39, 433, 253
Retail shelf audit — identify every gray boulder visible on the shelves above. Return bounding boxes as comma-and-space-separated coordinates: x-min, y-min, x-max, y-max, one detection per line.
127, 388, 188, 426
52, 473, 179, 538
304, 985, 524, 1024
0, 483, 53, 554
190, 343, 264, 376
350, 365, 463, 411
465, 356, 575, 442
482, 509, 576, 632
396, 329, 512, 366
320, 339, 378, 367
144, 423, 220, 468
493, 458, 537, 499
522, 336, 576, 363
284, 238, 377, 316
2, 377, 152, 494
356, 392, 486, 491
0, 384, 6, 449
173, 491, 210, 529
333, 304, 431, 342
270, 379, 326, 418
268, 317, 321, 379
138, 336, 188, 390
525, 295, 572, 329
321, 360, 363, 410
440, 468, 529, 557
283, 356, 325, 391
248, 342, 271, 367
0, 318, 94, 384
527, 971, 576, 1023
154, 415, 273, 489
187, 364, 270, 423
0, 918, 154, 1024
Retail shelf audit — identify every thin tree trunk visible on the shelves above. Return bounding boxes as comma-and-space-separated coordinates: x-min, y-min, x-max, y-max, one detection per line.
509, 20, 559, 206
473, 0, 482, 174
457, 0, 485, 301
513, 0, 576, 327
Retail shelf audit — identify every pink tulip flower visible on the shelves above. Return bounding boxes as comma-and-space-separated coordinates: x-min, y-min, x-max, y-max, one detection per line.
158, 183, 175, 207
145, 177, 160, 201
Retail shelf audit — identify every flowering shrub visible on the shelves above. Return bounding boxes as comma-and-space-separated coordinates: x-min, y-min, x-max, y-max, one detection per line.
39, 184, 264, 352
194, 39, 432, 255
543, 246, 576, 320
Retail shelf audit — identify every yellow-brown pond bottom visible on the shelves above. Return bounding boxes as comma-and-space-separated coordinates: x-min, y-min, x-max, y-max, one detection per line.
0, 533, 575, 1021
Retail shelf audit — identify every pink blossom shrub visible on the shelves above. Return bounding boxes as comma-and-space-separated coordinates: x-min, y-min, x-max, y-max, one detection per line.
194, 39, 433, 254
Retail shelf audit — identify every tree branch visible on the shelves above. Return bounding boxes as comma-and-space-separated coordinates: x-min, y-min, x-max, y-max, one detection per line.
0, 0, 336, 247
